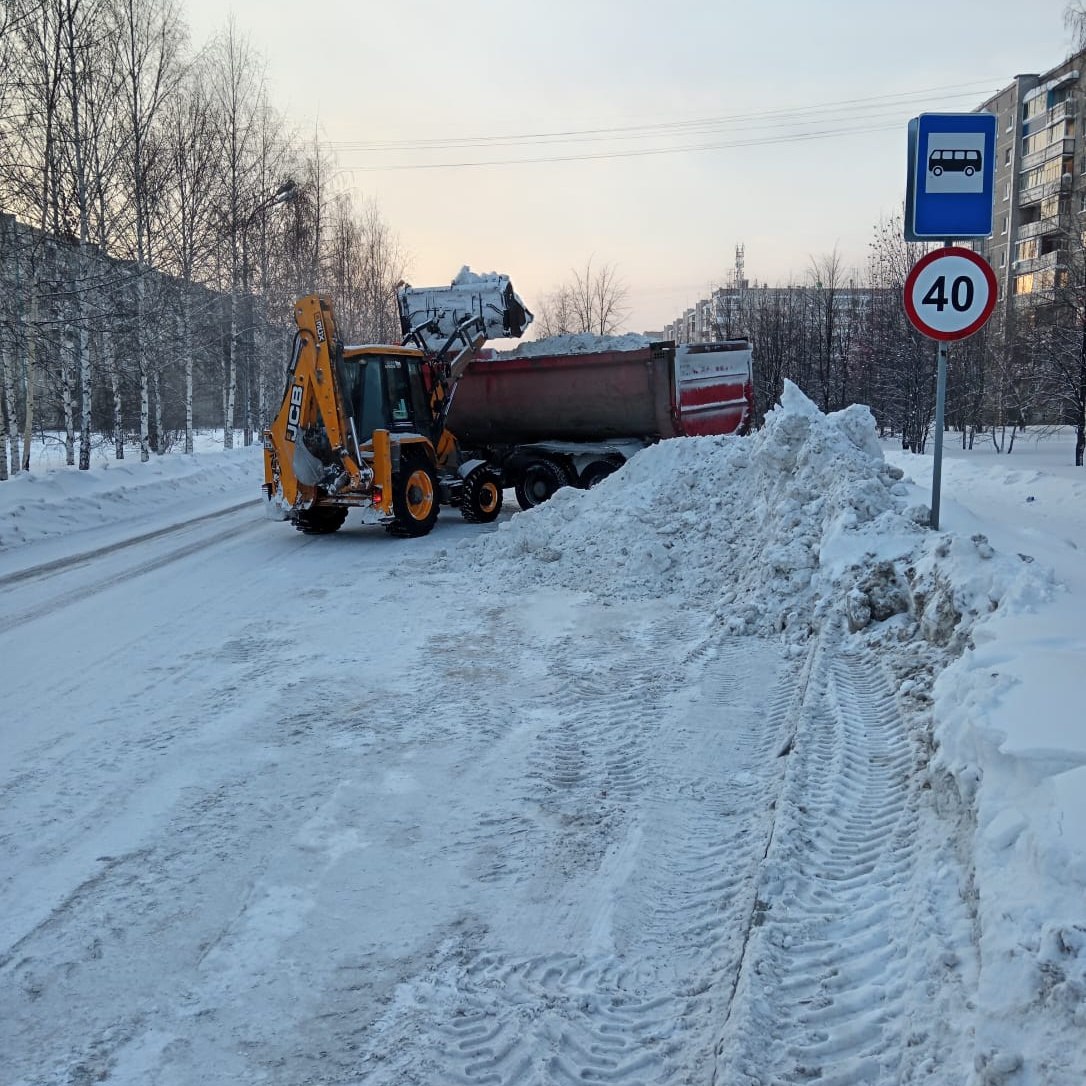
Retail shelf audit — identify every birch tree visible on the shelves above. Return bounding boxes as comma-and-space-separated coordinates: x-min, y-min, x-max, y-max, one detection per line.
159, 63, 220, 453
110, 0, 183, 461
210, 18, 262, 449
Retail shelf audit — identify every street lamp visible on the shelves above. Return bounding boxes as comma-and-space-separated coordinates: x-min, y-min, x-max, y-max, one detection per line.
240, 179, 296, 445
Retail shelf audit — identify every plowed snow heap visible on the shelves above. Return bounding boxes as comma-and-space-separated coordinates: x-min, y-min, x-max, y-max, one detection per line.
444, 381, 1039, 647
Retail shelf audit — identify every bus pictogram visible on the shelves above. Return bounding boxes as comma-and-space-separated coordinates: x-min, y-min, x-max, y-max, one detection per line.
928, 149, 982, 178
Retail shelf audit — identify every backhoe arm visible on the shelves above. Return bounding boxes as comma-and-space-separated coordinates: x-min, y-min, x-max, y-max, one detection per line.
264, 295, 371, 509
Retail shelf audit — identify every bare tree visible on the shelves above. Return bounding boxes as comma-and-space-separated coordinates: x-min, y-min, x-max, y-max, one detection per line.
158, 61, 222, 453
209, 17, 263, 449
536, 258, 628, 337
533, 284, 574, 338
110, 0, 183, 461
1065, 3, 1086, 51
571, 257, 629, 335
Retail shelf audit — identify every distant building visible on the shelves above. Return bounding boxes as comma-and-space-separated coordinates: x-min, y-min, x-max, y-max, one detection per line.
973, 51, 1084, 326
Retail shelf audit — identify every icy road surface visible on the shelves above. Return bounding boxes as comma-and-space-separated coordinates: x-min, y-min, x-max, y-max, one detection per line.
4, 390, 1082, 1085
4, 524, 970, 1081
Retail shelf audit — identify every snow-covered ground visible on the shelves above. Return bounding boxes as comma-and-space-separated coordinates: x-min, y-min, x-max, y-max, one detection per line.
1, 401, 1083, 1085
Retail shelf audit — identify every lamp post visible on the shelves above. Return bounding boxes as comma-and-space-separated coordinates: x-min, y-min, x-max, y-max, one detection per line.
239, 180, 295, 446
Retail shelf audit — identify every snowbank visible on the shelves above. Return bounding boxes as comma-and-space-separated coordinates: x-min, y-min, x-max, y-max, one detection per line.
0, 443, 262, 553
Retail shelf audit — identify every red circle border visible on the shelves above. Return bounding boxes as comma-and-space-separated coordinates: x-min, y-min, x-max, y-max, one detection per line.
903, 247, 998, 342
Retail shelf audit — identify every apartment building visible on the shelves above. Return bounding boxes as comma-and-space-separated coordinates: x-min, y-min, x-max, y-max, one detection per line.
663, 280, 876, 345
974, 51, 1084, 326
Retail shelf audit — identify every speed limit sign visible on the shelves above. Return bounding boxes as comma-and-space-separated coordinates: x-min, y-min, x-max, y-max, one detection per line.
903, 247, 997, 341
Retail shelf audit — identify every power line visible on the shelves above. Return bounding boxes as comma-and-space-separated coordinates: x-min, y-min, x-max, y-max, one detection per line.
334, 118, 913, 172
323, 78, 1003, 157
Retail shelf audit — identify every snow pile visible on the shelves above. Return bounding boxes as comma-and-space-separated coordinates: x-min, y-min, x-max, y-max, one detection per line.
445, 381, 922, 640
0, 444, 261, 552
505, 331, 652, 357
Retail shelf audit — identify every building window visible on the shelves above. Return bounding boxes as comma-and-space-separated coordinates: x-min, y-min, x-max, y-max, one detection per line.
1005, 147, 1012, 165
1002, 215, 1009, 234
1000, 251, 1007, 267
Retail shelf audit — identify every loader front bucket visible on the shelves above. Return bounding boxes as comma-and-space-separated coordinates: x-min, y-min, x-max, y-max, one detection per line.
397, 268, 533, 350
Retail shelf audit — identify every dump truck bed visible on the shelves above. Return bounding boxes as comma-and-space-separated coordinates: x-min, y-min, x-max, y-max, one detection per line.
449, 342, 677, 445
448, 338, 752, 446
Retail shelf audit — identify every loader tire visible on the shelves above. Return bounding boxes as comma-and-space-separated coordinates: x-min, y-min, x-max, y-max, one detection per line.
293, 507, 348, 534
460, 466, 503, 524
387, 456, 440, 537
514, 458, 569, 510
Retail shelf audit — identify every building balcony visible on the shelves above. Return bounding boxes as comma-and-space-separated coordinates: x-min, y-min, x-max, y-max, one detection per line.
1020, 136, 1077, 174
1013, 249, 1063, 275
1049, 98, 1077, 126
1019, 177, 1072, 206
1016, 213, 1066, 241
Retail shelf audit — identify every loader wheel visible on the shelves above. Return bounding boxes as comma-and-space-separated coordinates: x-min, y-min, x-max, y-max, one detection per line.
514, 458, 569, 510
579, 459, 621, 490
293, 507, 348, 534
460, 466, 504, 524
387, 456, 439, 537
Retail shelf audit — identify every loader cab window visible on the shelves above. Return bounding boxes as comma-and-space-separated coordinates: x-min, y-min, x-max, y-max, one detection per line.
341, 354, 433, 439
385, 357, 434, 437
349, 358, 388, 440
384, 359, 413, 426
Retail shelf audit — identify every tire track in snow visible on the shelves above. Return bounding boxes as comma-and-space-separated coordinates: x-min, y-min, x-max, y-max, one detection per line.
358, 629, 803, 1085
716, 638, 963, 1085
0, 511, 263, 633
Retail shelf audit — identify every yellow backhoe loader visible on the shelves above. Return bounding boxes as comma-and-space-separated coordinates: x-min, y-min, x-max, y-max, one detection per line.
263, 280, 528, 537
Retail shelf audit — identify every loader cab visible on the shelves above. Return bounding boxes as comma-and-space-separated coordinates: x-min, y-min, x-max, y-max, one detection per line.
339, 346, 437, 441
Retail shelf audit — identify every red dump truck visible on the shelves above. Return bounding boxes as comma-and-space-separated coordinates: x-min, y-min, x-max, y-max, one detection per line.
447, 336, 755, 508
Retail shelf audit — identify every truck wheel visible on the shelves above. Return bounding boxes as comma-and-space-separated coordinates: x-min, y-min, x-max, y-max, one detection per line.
514, 458, 568, 510
387, 456, 440, 537
293, 507, 348, 534
579, 460, 620, 490
460, 465, 504, 523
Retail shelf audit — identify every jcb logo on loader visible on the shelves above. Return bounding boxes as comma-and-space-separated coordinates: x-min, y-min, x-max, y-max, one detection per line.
285, 383, 304, 442
315, 317, 326, 344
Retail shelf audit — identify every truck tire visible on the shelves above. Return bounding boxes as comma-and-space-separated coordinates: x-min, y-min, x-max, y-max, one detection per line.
460, 465, 504, 523
514, 458, 569, 510
293, 507, 348, 534
387, 456, 440, 537
579, 459, 621, 490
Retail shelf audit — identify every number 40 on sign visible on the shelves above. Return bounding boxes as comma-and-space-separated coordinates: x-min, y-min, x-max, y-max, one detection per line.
903, 246, 997, 342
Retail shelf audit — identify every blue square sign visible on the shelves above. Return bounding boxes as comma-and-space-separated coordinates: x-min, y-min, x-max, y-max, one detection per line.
906, 112, 997, 241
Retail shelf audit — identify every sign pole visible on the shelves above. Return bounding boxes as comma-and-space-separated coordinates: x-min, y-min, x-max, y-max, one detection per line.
931, 339, 948, 530
929, 240, 953, 531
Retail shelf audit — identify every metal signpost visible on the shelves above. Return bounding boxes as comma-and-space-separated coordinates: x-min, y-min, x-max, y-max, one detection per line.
903, 113, 998, 529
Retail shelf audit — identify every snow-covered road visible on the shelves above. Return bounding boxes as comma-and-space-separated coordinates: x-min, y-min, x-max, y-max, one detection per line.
3, 393, 1083, 1085
1, 498, 969, 1082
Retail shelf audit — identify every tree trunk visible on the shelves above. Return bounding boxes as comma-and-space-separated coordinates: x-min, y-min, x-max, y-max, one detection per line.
224, 289, 237, 449
183, 290, 194, 455
107, 325, 124, 460
137, 275, 150, 462
22, 288, 38, 472
3, 320, 19, 475
153, 370, 164, 454
62, 296, 76, 466
0, 336, 9, 481
78, 249, 93, 470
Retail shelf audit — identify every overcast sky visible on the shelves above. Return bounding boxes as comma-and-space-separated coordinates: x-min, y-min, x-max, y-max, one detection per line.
184, 0, 1074, 332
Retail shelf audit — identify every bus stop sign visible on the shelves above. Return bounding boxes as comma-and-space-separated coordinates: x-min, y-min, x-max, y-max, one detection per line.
906, 113, 997, 241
